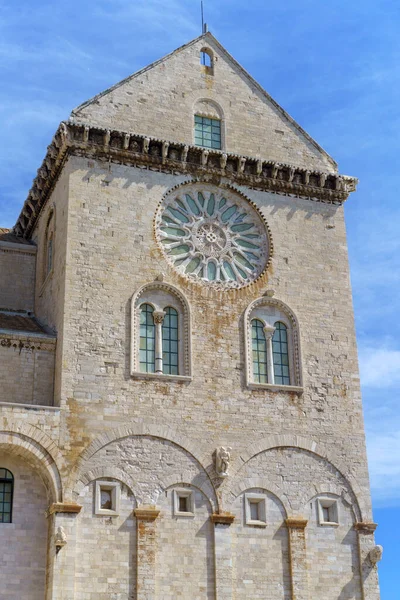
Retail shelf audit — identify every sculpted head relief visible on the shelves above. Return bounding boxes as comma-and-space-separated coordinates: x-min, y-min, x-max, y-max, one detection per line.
155, 183, 271, 289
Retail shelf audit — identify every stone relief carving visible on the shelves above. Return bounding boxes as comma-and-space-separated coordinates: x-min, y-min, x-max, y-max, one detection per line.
215, 446, 232, 477
55, 526, 67, 548
155, 183, 271, 289
369, 545, 383, 564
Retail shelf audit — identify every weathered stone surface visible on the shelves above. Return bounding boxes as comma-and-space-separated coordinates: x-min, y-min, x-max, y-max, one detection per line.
0, 32, 380, 600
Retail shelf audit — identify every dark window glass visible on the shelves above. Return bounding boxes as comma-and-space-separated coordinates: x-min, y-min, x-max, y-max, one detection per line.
139, 304, 155, 373
272, 322, 290, 385
162, 307, 179, 375
252, 319, 268, 383
0, 469, 13, 523
194, 115, 221, 149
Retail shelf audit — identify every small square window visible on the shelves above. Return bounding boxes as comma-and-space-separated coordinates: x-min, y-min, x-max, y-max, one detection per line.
244, 493, 267, 527
317, 498, 339, 526
173, 488, 194, 517
194, 115, 221, 150
95, 481, 120, 516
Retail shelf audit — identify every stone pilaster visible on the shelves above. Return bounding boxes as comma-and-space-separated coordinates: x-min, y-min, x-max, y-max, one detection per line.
210, 513, 235, 600
46, 503, 82, 600
286, 518, 309, 600
134, 506, 160, 600
355, 522, 381, 600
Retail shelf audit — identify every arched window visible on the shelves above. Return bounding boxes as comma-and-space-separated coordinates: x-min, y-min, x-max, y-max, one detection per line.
0, 469, 14, 523
200, 48, 213, 72
272, 322, 290, 385
193, 99, 223, 150
251, 319, 268, 383
245, 298, 302, 390
44, 209, 55, 280
139, 304, 155, 373
162, 307, 179, 375
132, 282, 192, 379
47, 234, 53, 275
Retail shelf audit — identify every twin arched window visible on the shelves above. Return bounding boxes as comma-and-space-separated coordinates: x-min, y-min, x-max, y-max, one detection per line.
251, 320, 290, 385
132, 286, 301, 388
0, 469, 14, 523
131, 283, 191, 379
246, 299, 302, 389
139, 304, 179, 375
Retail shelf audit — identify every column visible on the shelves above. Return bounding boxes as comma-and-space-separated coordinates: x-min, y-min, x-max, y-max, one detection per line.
355, 522, 381, 600
263, 325, 275, 384
46, 502, 82, 600
286, 517, 309, 600
211, 512, 235, 600
153, 311, 165, 374
134, 505, 160, 600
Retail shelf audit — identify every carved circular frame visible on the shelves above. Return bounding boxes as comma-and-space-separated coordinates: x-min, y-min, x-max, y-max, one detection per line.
154, 181, 273, 290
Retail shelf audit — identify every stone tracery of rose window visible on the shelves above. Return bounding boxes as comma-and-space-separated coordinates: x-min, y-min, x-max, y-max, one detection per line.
155, 183, 271, 289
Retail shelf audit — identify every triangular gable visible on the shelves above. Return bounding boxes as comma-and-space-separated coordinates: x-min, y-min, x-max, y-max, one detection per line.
70, 33, 337, 172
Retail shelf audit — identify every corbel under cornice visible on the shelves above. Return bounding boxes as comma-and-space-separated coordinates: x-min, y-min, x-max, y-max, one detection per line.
13, 121, 358, 239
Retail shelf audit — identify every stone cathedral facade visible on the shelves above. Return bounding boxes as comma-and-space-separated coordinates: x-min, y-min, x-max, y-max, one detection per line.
0, 33, 382, 600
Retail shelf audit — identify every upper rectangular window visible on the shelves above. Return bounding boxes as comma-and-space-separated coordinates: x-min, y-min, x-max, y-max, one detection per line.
194, 115, 221, 150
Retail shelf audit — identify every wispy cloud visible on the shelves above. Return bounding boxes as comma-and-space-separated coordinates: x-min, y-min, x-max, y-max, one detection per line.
360, 346, 400, 388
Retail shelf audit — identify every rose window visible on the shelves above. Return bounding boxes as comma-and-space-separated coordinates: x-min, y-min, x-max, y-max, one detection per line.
155, 184, 271, 288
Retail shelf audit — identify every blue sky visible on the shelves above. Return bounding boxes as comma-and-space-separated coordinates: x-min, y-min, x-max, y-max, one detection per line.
0, 0, 398, 595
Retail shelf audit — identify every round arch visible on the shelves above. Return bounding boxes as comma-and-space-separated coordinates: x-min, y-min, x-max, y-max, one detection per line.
0, 428, 63, 503
66, 423, 217, 507
224, 434, 368, 522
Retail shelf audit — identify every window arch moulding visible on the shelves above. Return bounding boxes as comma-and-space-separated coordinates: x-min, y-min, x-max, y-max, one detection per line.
39, 205, 56, 296
200, 47, 214, 74
193, 98, 224, 151
244, 297, 303, 393
130, 281, 192, 382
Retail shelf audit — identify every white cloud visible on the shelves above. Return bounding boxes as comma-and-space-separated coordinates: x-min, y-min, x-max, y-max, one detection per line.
366, 430, 400, 507
359, 346, 400, 388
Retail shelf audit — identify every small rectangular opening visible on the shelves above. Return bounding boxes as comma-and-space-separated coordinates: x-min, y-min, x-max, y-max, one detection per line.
179, 495, 188, 512
249, 500, 259, 521
100, 488, 112, 510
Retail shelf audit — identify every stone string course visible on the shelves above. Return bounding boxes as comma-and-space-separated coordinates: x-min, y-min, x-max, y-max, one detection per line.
14, 121, 358, 238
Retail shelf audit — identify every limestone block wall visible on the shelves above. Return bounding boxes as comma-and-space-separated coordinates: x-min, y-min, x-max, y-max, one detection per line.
71, 35, 336, 173
0, 332, 55, 405
231, 490, 290, 599
31, 166, 70, 405
57, 156, 372, 522
0, 242, 36, 312
74, 480, 136, 600
305, 497, 362, 600
157, 486, 215, 599
0, 453, 48, 600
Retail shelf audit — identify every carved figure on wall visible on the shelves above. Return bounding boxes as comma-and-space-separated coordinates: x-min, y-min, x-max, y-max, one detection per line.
369, 545, 383, 564
55, 526, 67, 549
216, 446, 232, 477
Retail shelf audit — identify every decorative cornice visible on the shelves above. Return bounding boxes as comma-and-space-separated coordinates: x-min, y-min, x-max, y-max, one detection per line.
134, 506, 160, 522
285, 518, 308, 530
47, 502, 82, 516
0, 331, 56, 352
14, 121, 358, 239
354, 522, 378, 534
210, 512, 235, 525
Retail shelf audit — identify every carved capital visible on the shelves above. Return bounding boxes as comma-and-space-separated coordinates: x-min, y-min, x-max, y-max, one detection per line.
134, 506, 160, 522
263, 324, 275, 340
285, 517, 308, 530
47, 502, 82, 516
153, 310, 166, 324
210, 512, 235, 525
354, 522, 378, 534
